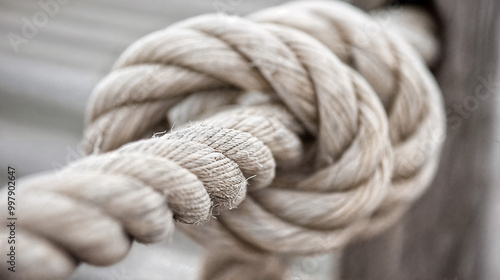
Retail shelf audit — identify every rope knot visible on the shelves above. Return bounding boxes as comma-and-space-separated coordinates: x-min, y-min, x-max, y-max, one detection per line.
0, 1, 445, 279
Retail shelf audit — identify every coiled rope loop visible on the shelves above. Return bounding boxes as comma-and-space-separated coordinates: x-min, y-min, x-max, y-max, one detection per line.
0, 1, 445, 279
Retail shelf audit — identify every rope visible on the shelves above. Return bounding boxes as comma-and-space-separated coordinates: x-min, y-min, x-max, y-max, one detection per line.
0, 1, 445, 279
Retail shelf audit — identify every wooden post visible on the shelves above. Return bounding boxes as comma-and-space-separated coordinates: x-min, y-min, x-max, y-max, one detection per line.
340, 0, 500, 279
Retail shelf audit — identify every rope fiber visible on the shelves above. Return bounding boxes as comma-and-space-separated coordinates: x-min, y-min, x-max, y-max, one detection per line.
0, 1, 445, 279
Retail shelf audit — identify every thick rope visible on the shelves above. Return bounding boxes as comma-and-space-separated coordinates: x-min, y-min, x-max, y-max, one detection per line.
82, 0, 444, 250
0, 1, 445, 279
0, 105, 285, 279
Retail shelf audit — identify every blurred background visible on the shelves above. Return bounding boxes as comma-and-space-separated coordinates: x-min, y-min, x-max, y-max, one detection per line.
0, 0, 498, 279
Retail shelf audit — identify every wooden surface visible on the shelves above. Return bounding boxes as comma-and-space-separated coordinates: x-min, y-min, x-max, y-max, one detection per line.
341, 0, 500, 279
0, 0, 499, 279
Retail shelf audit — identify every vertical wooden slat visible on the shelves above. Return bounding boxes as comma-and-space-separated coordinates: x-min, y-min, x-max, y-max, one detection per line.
340, 0, 499, 279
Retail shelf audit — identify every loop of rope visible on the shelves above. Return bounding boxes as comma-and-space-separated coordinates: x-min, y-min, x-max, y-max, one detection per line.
0, 1, 445, 279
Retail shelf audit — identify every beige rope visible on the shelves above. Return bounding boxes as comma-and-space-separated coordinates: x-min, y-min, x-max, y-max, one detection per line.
0, 1, 445, 279
0, 106, 282, 279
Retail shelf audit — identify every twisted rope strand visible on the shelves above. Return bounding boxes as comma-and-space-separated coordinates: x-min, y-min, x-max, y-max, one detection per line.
1, 104, 299, 279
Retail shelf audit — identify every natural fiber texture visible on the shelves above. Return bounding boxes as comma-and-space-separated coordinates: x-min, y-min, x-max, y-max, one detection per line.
0, 1, 445, 280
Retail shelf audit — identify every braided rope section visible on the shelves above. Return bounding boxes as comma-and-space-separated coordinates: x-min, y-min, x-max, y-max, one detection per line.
0, 1, 445, 279
0, 106, 286, 279
82, 0, 444, 251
